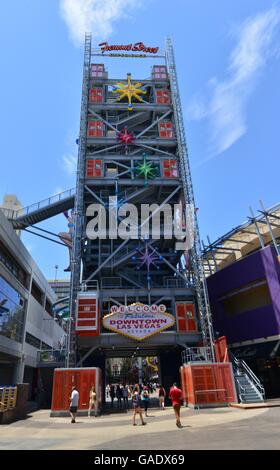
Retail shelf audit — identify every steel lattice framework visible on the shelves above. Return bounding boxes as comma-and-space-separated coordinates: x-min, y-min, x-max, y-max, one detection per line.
66, 34, 215, 366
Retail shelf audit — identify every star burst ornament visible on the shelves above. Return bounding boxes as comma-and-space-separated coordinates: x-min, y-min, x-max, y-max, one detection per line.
132, 244, 160, 276
117, 127, 135, 146
134, 154, 157, 185
112, 73, 146, 111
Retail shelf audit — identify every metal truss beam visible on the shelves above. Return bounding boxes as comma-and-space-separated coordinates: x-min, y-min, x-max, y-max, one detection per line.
146, 241, 189, 285
85, 185, 106, 205
136, 110, 172, 138
88, 109, 119, 132
133, 143, 175, 158
85, 238, 130, 282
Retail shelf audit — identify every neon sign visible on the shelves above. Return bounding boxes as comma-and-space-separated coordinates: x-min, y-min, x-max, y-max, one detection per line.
99, 42, 159, 54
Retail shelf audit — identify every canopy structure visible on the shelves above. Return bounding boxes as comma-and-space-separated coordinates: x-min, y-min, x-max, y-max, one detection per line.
202, 201, 280, 277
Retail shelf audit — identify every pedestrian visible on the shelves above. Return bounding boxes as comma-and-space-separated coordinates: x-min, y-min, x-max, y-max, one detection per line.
169, 382, 183, 428
141, 386, 150, 417
88, 385, 97, 417
132, 385, 146, 426
110, 384, 115, 408
158, 384, 166, 410
106, 384, 110, 399
69, 385, 79, 423
116, 384, 123, 408
123, 384, 129, 408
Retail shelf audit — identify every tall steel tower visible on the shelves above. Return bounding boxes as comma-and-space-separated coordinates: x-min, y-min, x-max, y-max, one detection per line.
66, 34, 215, 387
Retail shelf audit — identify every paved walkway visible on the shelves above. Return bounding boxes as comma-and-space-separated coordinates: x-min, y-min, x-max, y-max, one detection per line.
0, 405, 280, 450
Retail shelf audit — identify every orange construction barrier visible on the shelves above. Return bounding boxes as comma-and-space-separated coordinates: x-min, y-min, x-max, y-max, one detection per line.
51, 367, 102, 416
180, 362, 237, 408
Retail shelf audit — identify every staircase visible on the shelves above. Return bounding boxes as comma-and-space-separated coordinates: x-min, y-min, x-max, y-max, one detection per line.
231, 354, 265, 404
1, 188, 75, 229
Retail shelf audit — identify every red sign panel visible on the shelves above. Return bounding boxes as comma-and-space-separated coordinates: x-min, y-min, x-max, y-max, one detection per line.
76, 293, 99, 337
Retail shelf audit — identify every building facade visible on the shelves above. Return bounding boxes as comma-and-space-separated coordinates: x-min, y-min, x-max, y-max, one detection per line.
203, 203, 280, 397
66, 36, 214, 397
0, 209, 66, 401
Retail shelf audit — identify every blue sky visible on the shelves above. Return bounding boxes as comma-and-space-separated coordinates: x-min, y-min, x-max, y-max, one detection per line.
0, 0, 279, 280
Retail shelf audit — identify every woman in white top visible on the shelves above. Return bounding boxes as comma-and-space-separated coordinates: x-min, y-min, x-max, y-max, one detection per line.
88, 386, 97, 417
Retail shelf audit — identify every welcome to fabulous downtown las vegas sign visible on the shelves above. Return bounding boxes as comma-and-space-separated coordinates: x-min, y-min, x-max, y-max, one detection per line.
102, 303, 175, 341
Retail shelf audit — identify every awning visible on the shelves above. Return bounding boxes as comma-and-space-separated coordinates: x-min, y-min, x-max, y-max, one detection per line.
230, 340, 280, 360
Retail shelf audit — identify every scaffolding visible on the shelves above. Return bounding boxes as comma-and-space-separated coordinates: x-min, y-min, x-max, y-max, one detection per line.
62, 34, 216, 367
202, 200, 280, 277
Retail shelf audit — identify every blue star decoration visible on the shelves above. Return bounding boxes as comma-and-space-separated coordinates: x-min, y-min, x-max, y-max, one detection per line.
131, 244, 163, 282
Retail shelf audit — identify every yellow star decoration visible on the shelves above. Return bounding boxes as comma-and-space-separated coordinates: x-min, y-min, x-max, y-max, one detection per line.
112, 73, 146, 111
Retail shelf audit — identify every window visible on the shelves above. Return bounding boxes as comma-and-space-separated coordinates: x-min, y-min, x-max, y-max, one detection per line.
25, 332, 41, 349
91, 64, 105, 78
87, 120, 104, 138
31, 281, 43, 305
162, 160, 178, 178
86, 159, 103, 177
176, 303, 197, 333
89, 87, 103, 103
156, 89, 170, 104
159, 121, 173, 138
152, 66, 168, 79
0, 241, 28, 288
0, 276, 25, 343
45, 298, 53, 316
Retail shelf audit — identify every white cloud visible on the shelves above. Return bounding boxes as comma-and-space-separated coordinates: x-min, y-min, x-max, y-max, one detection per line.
60, 0, 141, 46
61, 153, 77, 175
187, 7, 280, 158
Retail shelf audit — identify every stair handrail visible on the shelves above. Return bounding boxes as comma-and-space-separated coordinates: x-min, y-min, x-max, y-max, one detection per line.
230, 353, 265, 399
239, 359, 265, 397
5, 188, 76, 219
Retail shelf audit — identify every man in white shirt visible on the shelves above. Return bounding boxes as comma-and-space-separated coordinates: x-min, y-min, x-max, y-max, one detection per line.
69, 386, 79, 423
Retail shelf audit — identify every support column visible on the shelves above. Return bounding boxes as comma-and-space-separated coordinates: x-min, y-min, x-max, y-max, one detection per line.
13, 359, 25, 384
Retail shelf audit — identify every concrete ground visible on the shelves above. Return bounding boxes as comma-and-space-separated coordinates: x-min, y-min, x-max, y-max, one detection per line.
0, 405, 280, 450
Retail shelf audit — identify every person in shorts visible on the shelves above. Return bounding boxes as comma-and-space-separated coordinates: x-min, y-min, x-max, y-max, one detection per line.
169, 382, 183, 428
69, 386, 79, 423
141, 386, 150, 417
88, 385, 97, 417
158, 384, 166, 410
132, 385, 146, 426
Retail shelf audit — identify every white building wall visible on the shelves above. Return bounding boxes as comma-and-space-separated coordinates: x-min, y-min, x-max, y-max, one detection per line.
0, 210, 67, 384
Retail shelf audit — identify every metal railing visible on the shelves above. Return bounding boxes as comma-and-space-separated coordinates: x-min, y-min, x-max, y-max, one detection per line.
1, 188, 76, 219
0, 386, 17, 411
182, 346, 213, 364
37, 349, 67, 364
79, 280, 99, 291
164, 277, 189, 288
231, 353, 265, 400
101, 277, 122, 288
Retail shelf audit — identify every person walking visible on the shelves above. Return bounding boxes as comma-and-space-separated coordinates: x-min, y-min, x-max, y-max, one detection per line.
141, 386, 150, 417
158, 384, 166, 410
132, 385, 146, 426
110, 384, 115, 408
69, 386, 79, 423
116, 384, 123, 408
106, 384, 110, 399
169, 382, 183, 428
123, 384, 129, 409
88, 385, 97, 417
